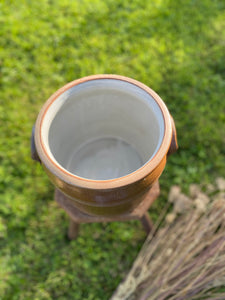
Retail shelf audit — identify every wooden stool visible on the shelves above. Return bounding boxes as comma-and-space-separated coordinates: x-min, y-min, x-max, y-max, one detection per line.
55, 181, 160, 240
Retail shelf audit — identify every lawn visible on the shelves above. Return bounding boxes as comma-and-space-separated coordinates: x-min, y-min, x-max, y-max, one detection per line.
0, 0, 225, 299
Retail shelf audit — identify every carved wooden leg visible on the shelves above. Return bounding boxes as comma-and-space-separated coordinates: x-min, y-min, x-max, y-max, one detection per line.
68, 219, 80, 240
140, 213, 153, 234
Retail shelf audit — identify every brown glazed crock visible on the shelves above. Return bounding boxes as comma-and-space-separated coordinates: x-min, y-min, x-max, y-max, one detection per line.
32, 74, 178, 216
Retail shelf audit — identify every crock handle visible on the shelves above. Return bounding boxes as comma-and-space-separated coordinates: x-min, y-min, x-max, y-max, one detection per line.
31, 125, 41, 163
167, 115, 178, 156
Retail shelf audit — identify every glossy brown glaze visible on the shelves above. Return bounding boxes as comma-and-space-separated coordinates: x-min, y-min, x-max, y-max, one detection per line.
33, 74, 178, 216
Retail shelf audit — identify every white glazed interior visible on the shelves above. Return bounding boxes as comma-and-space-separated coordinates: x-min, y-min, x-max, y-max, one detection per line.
41, 79, 165, 180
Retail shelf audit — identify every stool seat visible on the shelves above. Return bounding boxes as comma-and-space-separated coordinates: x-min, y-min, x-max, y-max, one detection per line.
55, 181, 160, 240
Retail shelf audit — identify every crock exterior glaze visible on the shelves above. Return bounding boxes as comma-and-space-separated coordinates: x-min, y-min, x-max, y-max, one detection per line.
32, 74, 178, 216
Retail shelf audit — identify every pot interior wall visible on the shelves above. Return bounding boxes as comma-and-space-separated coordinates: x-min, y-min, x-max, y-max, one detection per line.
41, 79, 165, 180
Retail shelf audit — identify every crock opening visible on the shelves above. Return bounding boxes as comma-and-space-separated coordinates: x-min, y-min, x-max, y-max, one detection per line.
41, 79, 165, 180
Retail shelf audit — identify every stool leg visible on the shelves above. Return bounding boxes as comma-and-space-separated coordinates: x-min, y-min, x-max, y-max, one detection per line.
68, 219, 80, 240
140, 213, 153, 234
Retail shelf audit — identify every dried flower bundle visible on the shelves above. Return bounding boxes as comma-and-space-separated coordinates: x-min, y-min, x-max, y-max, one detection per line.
111, 179, 225, 300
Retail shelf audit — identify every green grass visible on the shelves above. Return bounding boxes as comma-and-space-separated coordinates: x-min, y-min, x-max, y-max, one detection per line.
0, 0, 225, 299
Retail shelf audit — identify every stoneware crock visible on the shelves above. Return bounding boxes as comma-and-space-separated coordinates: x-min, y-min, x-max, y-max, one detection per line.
32, 74, 178, 216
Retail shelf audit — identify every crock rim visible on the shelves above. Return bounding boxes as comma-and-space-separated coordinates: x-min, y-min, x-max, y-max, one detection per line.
35, 74, 173, 190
